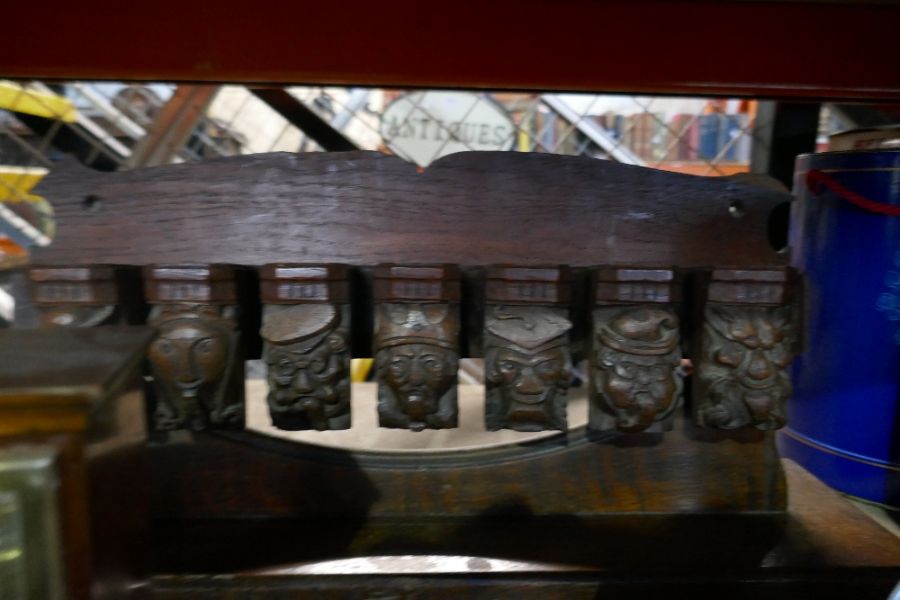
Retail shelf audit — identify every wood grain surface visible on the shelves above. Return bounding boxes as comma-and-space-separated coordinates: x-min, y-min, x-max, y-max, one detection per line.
147, 381, 787, 570
31, 151, 790, 268
147, 460, 900, 598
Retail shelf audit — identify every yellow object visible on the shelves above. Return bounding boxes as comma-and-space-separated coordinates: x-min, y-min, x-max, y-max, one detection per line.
0, 166, 47, 202
517, 119, 531, 152
0, 81, 77, 122
0, 167, 54, 243
351, 358, 374, 382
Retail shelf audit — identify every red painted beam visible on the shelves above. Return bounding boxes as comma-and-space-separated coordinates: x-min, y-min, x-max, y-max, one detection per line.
4, 1, 899, 100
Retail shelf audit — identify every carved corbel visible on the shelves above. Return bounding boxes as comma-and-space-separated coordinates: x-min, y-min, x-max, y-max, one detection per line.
28, 266, 118, 327
373, 265, 460, 431
143, 265, 244, 431
259, 264, 351, 431
590, 268, 683, 433
484, 266, 573, 432
694, 268, 796, 431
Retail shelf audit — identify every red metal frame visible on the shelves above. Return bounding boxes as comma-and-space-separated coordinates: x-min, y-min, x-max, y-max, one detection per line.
3, 1, 899, 100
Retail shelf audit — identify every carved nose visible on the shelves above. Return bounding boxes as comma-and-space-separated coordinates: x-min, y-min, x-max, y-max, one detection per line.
516, 370, 544, 395
293, 370, 313, 393
747, 354, 772, 381
409, 361, 426, 386
175, 352, 197, 383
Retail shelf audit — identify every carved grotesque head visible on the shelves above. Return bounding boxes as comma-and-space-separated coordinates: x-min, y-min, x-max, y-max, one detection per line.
701, 305, 792, 430
261, 304, 350, 430
485, 306, 572, 431
148, 305, 235, 429
375, 304, 458, 430
594, 307, 681, 432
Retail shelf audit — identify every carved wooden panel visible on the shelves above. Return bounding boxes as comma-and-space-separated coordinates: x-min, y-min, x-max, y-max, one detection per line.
9, 152, 814, 577
144, 265, 244, 431
484, 266, 573, 431
28, 265, 118, 327
590, 268, 683, 433
259, 264, 351, 431
373, 265, 460, 431
694, 268, 796, 431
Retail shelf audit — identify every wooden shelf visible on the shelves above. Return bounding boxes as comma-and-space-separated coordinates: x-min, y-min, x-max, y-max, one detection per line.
3, 1, 899, 100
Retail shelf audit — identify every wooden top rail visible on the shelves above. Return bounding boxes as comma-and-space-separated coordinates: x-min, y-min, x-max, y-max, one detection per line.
30, 151, 790, 268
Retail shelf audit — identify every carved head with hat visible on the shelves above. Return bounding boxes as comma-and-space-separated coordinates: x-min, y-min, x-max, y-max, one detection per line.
484, 306, 573, 431
261, 304, 350, 430
594, 306, 682, 432
375, 303, 459, 431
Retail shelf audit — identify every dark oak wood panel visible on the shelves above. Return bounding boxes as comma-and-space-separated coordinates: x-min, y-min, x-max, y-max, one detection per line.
0, 327, 152, 410
31, 151, 789, 268
146, 416, 786, 569
147, 460, 900, 598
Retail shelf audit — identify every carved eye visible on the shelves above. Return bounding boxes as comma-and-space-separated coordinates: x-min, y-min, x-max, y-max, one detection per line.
536, 361, 559, 376
422, 355, 443, 373
154, 339, 175, 356
614, 362, 636, 379
390, 356, 409, 375
499, 360, 519, 374
311, 357, 327, 373
277, 357, 295, 376
196, 338, 214, 354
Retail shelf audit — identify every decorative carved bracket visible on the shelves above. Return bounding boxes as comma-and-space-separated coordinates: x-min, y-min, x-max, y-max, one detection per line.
143, 265, 244, 431
694, 268, 796, 431
484, 266, 573, 432
373, 265, 460, 431
28, 266, 118, 327
590, 268, 683, 433
259, 264, 351, 431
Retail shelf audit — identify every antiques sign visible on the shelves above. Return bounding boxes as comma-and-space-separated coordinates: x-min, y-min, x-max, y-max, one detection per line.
381, 91, 516, 166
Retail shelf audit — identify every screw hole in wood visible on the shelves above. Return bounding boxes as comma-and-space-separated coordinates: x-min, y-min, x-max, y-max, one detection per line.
83, 195, 103, 212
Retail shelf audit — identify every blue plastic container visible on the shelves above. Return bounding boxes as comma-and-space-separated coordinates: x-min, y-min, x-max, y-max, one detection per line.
780, 149, 900, 507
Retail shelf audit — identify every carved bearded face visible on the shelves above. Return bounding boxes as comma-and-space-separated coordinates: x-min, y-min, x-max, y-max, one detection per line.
596, 348, 680, 431
149, 317, 230, 404
265, 332, 349, 420
711, 310, 790, 389
378, 343, 456, 425
487, 343, 570, 430
703, 306, 792, 429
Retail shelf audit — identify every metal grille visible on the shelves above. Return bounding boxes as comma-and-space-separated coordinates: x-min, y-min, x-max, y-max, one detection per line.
0, 82, 770, 176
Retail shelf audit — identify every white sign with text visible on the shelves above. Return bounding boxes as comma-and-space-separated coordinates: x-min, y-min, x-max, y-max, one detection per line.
381, 91, 516, 166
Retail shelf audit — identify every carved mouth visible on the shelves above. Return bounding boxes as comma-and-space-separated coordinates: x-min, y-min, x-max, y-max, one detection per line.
175, 379, 202, 396
508, 391, 547, 406
738, 377, 778, 390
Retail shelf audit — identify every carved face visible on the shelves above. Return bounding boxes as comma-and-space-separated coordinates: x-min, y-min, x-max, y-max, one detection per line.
595, 348, 679, 431
265, 332, 348, 420
378, 343, 456, 425
711, 311, 790, 389
486, 343, 570, 428
703, 306, 792, 429
149, 318, 230, 402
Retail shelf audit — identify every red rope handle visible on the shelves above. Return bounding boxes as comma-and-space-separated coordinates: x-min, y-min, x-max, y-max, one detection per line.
806, 169, 900, 216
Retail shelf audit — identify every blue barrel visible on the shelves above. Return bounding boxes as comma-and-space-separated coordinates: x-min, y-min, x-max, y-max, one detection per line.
780, 149, 900, 507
